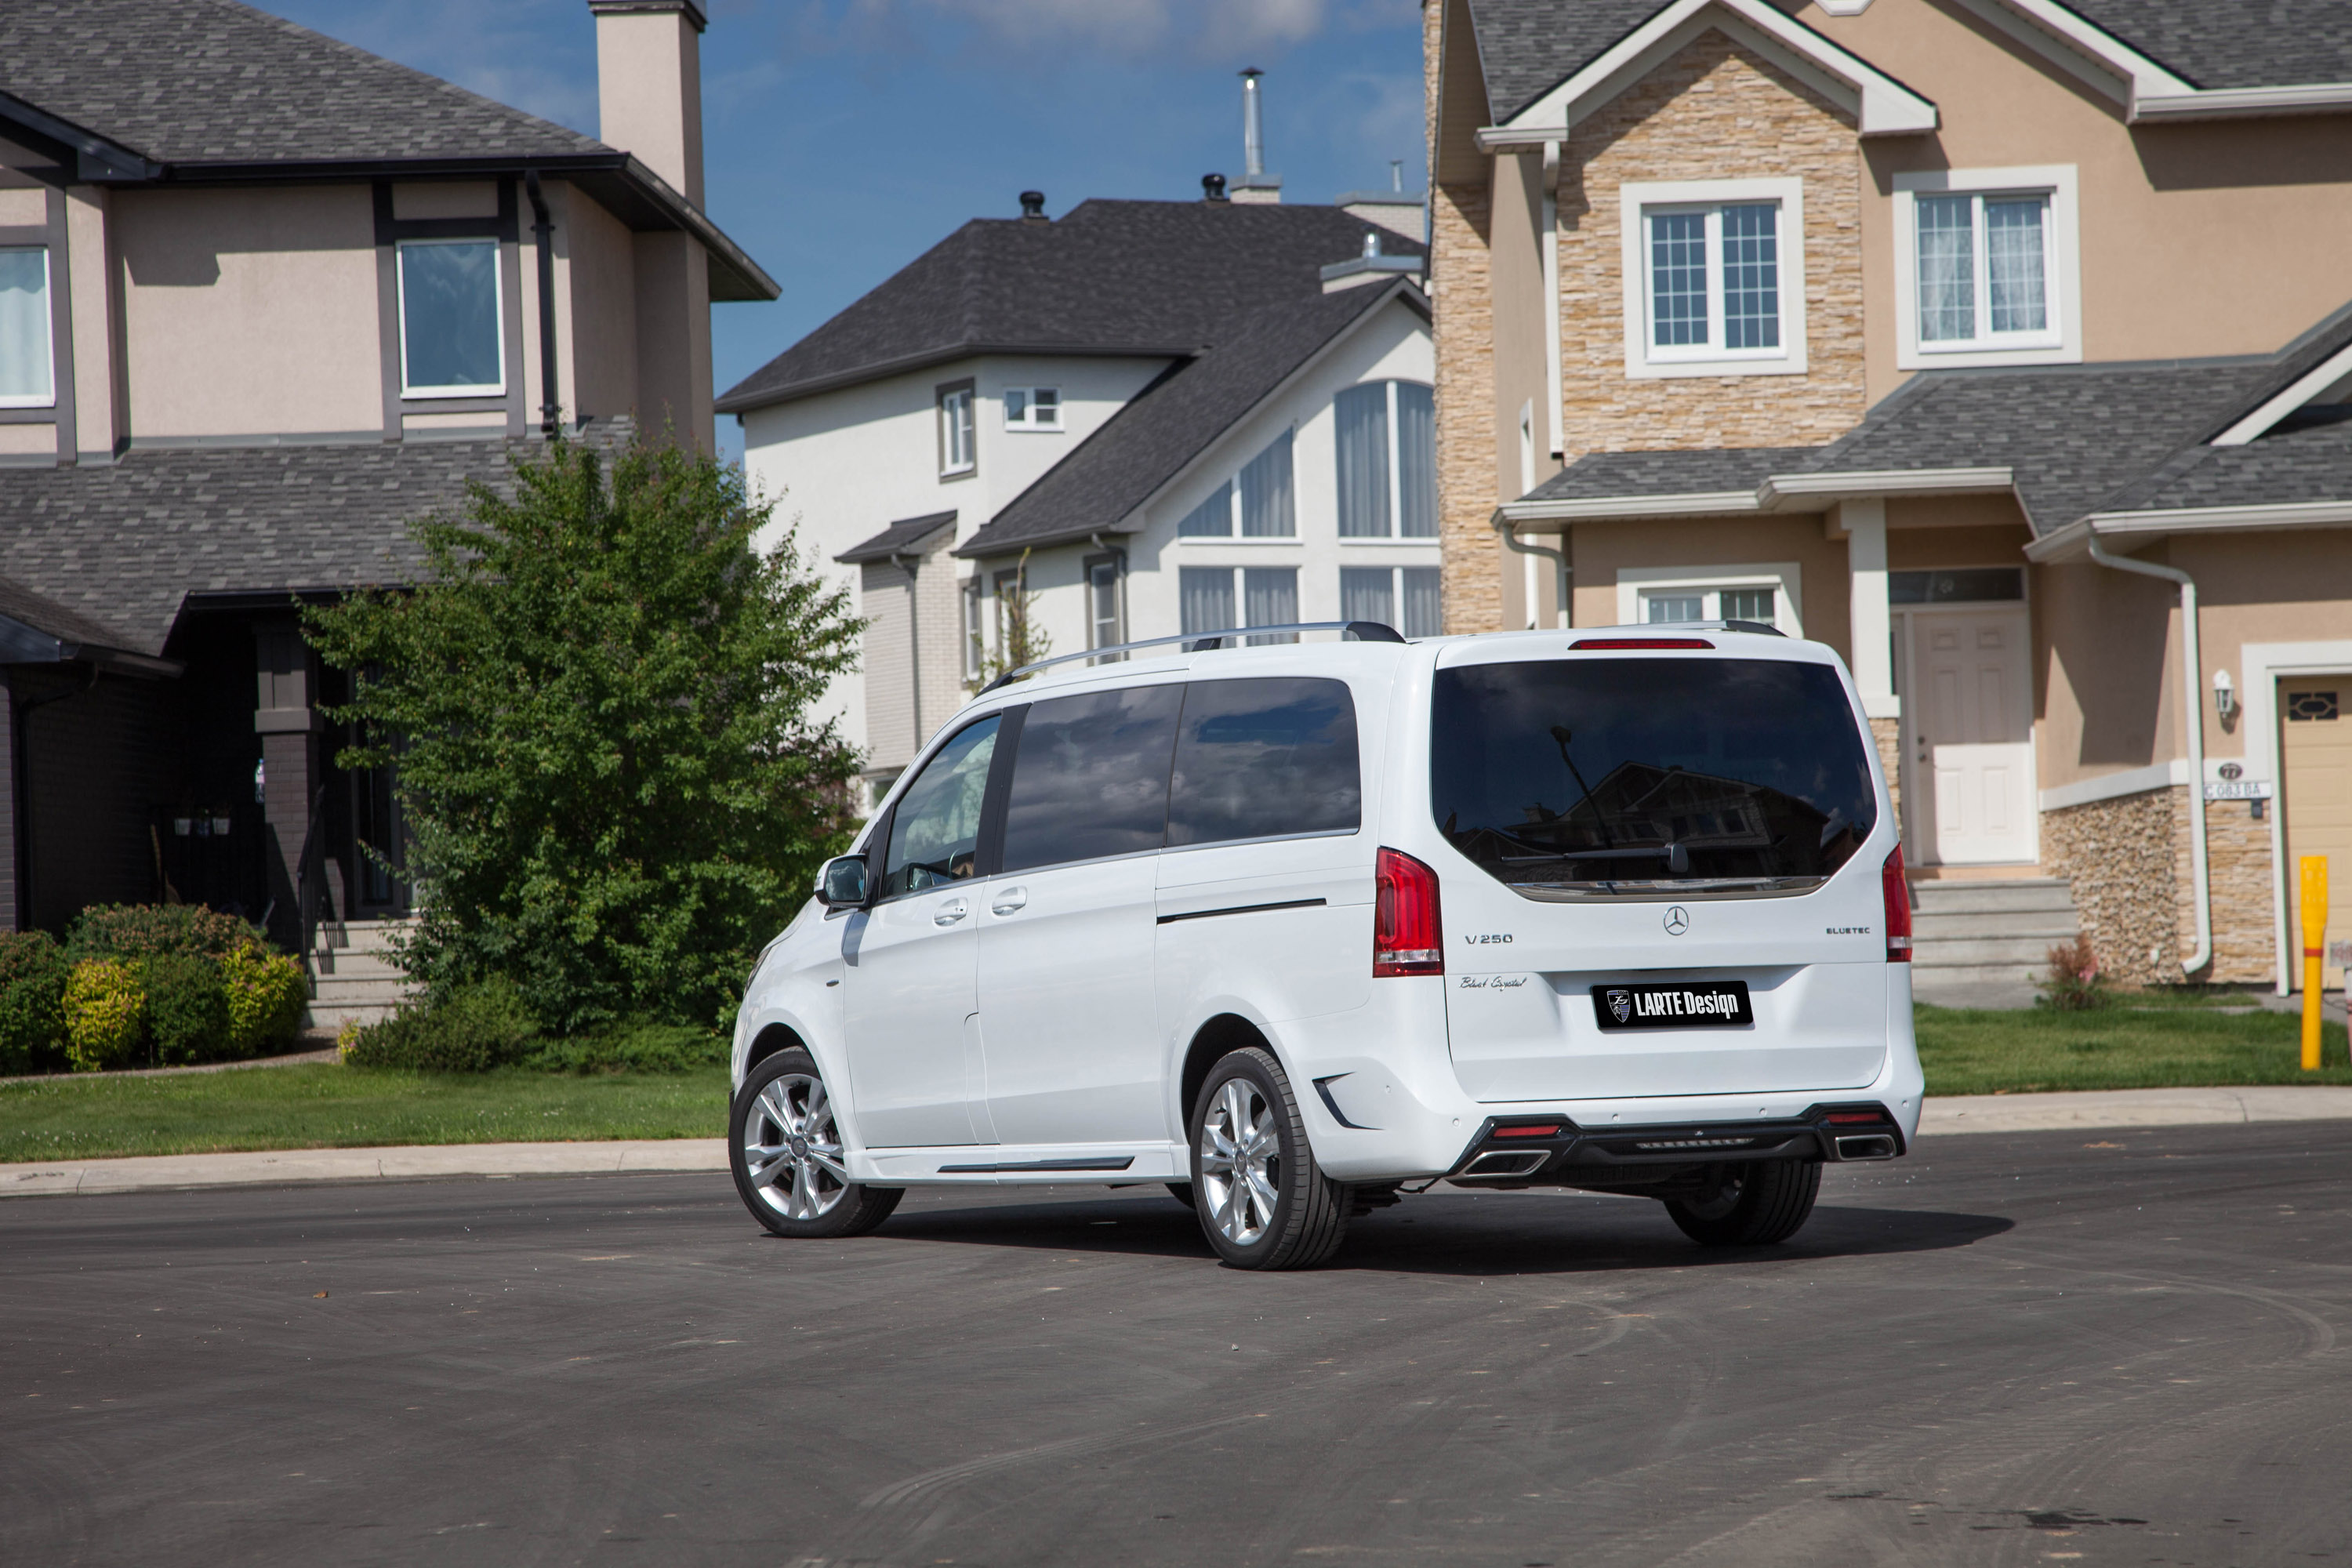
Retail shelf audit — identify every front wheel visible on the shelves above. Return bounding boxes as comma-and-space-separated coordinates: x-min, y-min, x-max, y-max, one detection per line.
730, 1047, 902, 1239
1663, 1161, 1820, 1246
1189, 1047, 1349, 1270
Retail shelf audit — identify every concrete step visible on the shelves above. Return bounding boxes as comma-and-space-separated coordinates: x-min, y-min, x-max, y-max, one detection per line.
1912, 909, 2082, 941
311, 975, 414, 1007
1912, 964, 2045, 999
305, 1000, 403, 1033
1909, 879, 2076, 916
310, 948, 408, 980
1913, 935, 2079, 967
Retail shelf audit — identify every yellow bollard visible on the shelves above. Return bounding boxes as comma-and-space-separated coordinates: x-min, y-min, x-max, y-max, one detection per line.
2300, 856, 2328, 1071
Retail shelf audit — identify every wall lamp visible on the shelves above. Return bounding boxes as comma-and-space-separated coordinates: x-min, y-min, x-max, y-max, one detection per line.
2213, 668, 2239, 730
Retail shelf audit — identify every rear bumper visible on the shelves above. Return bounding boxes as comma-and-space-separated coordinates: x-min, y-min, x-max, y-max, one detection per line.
1445, 1102, 1907, 1186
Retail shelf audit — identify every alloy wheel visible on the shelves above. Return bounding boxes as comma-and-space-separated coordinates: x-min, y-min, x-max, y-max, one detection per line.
740, 1073, 848, 1221
1198, 1077, 1283, 1247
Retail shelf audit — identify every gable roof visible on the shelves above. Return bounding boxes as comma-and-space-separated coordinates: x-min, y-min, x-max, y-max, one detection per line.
0, 423, 633, 659
717, 199, 1426, 413
1459, 0, 2352, 135
0, 0, 777, 302
956, 280, 1427, 561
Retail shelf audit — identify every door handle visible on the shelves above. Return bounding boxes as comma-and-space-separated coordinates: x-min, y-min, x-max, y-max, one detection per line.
934, 899, 969, 926
991, 887, 1029, 916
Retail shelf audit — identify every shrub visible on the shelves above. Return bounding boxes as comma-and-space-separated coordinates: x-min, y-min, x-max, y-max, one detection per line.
143, 954, 233, 1066
0, 931, 69, 1076
2036, 934, 2107, 1012
222, 943, 309, 1055
63, 958, 147, 1072
343, 978, 538, 1072
67, 903, 260, 961
303, 434, 862, 1035
525, 1019, 727, 1074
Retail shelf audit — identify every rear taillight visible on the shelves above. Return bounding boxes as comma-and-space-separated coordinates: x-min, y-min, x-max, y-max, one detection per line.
1882, 845, 1912, 962
1374, 847, 1443, 977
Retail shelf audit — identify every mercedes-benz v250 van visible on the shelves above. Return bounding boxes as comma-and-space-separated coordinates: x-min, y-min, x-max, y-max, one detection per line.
728, 622, 1922, 1270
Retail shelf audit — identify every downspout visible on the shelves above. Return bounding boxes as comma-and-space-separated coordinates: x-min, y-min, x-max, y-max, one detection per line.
2087, 532, 2212, 978
1494, 511, 1569, 630
524, 171, 561, 435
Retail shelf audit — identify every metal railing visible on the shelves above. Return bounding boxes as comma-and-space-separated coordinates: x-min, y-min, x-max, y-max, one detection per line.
978, 619, 1404, 695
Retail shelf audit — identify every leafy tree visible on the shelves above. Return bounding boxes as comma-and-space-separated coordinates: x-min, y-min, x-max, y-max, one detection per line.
304, 435, 862, 1033
967, 547, 1051, 691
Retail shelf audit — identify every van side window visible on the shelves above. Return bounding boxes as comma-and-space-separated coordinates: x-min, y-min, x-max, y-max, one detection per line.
877, 715, 1001, 900
1167, 677, 1361, 847
1000, 686, 1182, 873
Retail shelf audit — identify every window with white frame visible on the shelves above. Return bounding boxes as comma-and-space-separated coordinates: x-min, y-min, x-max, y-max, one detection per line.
1174, 428, 1296, 539
1334, 382, 1436, 538
1178, 564, 1297, 646
1896, 167, 2078, 368
1003, 387, 1061, 430
938, 381, 976, 476
1180, 565, 1236, 642
397, 238, 503, 396
1616, 564, 1803, 636
1084, 553, 1124, 662
1618, 179, 1806, 379
1341, 565, 1443, 639
960, 575, 984, 684
0, 247, 53, 408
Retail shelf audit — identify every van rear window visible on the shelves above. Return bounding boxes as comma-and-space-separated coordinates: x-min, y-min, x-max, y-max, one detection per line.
1430, 658, 1876, 896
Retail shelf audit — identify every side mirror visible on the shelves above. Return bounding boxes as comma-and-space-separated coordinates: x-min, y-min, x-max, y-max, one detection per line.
817, 854, 869, 909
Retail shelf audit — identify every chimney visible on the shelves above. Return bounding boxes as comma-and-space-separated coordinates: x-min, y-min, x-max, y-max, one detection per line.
1232, 68, 1282, 204
589, 0, 706, 207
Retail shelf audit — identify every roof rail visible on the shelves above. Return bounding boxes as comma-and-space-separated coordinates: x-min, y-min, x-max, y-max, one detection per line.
977, 620, 1405, 695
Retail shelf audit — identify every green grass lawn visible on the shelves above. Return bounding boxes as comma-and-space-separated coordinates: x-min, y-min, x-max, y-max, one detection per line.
1918, 992, 2352, 1096
0, 1064, 728, 1163
5, 995, 2348, 1163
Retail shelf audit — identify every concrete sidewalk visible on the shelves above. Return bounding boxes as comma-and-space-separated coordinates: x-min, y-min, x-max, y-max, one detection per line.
5, 1085, 2351, 1199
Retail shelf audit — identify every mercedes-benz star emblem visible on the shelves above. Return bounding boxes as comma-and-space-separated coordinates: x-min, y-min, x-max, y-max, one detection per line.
789, 1134, 809, 1157
1664, 906, 1690, 936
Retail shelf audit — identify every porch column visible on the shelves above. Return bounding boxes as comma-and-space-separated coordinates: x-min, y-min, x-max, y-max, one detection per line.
1842, 499, 1901, 808
254, 622, 321, 952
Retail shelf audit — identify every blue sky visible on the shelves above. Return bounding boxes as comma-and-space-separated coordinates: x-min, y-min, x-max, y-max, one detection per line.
268, 0, 1428, 460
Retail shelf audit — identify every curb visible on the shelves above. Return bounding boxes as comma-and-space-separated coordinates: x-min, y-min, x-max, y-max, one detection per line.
6, 1087, 2351, 1200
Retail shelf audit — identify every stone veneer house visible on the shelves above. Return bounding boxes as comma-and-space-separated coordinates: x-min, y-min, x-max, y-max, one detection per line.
1427, 0, 2352, 996
723, 193, 1432, 800
0, 0, 775, 1020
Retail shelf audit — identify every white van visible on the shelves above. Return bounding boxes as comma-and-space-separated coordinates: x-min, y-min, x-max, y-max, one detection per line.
728, 621, 1922, 1270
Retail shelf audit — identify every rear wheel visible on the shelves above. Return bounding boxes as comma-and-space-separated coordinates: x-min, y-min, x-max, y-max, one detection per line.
730, 1047, 902, 1240
1664, 1161, 1820, 1246
1189, 1047, 1349, 1270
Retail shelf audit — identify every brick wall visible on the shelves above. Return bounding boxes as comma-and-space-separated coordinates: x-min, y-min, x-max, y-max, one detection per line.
2188, 796, 2277, 985
21, 669, 180, 933
1869, 717, 1900, 821
2041, 788, 2180, 987
1557, 30, 1867, 456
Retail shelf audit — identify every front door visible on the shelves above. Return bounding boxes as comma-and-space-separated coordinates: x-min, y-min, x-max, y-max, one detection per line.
2281, 681, 2350, 992
842, 714, 1002, 1148
1906, 608, 2035, 864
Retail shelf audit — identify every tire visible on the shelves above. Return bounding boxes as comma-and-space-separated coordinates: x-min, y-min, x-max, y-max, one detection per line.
1188, 1047, 1350, 1270
730, 1047, 902, 1240
1165, 1181, 1197, 1210
1663, 1161, 1820, 1246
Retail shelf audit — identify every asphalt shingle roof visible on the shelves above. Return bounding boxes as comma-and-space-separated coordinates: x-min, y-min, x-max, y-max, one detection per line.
1523, 445, 1820, 503
836, 511, 956, 565
0, 423, 634, 658
1457, 0, 2352, 128
0, 0, 604, 166
2100, 419, 2352, 514
958, 281, 1426, 561
0, 572, 140, 652
716, 199, 1426, 412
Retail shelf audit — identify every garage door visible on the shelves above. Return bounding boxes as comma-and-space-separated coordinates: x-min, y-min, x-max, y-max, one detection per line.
2281, 682, 2350, 992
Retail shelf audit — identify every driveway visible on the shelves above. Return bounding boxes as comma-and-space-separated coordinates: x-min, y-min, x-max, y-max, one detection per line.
5, 1123, 2347, 1565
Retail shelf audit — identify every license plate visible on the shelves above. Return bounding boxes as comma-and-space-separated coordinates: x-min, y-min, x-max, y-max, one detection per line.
1590, 981, 1752, 1031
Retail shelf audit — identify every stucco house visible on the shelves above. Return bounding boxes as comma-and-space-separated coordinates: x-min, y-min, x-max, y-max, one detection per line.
1427, 0, 2352, 997
723, 191, 1433, 800
0, 0, 775, 1023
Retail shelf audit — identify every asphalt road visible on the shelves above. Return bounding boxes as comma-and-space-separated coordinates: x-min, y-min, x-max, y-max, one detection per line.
5, 1125, 2350, 1567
